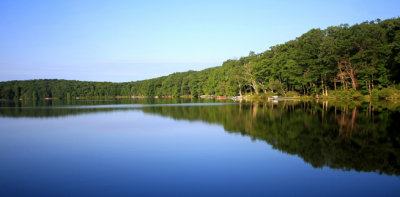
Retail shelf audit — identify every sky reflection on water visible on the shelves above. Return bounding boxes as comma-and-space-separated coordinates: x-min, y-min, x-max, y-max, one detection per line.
0, 101, 399, 196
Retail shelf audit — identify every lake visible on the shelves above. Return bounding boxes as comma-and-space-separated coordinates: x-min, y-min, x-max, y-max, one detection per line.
0, 99, 399, 196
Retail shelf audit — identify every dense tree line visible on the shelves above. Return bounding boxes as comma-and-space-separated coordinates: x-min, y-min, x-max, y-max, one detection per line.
1, 17, 400, 99
0, 79, 128, 100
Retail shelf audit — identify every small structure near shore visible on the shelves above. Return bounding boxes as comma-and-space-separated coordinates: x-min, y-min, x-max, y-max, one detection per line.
268, 96, 294, 101
217, 96, 226, 100
200, 95, 214, 99
231, 96, 242, 101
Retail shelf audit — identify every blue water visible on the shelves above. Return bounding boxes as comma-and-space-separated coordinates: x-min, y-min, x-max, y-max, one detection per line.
0, 101, 399, 196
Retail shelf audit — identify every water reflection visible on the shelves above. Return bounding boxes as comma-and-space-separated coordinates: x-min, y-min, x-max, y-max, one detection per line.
1, 99, 400, 176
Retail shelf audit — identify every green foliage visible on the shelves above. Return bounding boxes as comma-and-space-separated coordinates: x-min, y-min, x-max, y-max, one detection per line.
352, 91, 364, 100
285, 91, 300, 97
370, 89, 380, 99
378, 88, 399, 99
1, 18, 400, 99
246, 93, 269, 101
328, 89, 363, 100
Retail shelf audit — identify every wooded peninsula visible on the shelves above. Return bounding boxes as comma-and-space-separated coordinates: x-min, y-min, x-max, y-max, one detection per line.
1, 17, 400, 100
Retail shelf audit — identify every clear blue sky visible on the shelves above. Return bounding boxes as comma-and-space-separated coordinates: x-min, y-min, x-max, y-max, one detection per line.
0, 0, 399, 82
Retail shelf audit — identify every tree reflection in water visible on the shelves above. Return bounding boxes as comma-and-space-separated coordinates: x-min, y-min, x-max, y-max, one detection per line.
141, 100, 400, 176
1, 99, 399, 176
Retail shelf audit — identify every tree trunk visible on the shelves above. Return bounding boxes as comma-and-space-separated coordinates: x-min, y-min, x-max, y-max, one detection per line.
334, 78, 337, 90
349, 69, 357, 90
371, 79, 374, 89
238, 83, 242, 96
260, 82, 267, 94
368, 80, 371, 96
321, 76, 324, 96
252, 80, 259, 94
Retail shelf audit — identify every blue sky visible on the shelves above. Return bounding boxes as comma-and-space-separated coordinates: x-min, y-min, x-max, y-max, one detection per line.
0, 0, 399, 82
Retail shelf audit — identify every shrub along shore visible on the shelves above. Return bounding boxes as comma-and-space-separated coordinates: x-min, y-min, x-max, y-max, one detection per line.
245, 88, 400, 101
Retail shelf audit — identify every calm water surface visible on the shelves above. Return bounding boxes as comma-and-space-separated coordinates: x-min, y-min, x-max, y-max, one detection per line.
0, 99, 399, 196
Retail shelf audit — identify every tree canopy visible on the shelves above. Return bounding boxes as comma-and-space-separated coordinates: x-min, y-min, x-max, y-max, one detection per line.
1, 18, 400, 99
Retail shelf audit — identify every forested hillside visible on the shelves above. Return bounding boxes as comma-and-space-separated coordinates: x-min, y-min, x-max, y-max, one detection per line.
1, 17, 400, 100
